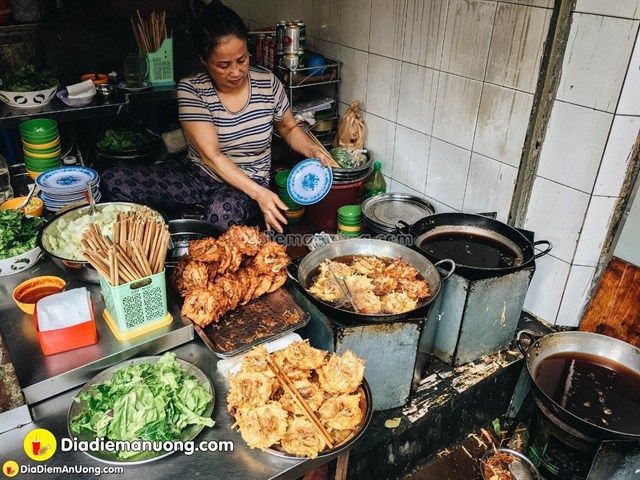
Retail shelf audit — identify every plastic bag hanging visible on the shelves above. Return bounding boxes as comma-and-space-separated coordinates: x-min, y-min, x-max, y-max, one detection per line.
334, 100, 367, 149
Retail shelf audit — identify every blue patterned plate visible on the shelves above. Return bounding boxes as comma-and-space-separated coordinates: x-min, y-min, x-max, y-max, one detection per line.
287, 158, 333, 206
36, 166, 99, 193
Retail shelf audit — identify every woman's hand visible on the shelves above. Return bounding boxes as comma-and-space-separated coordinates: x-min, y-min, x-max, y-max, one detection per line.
255, 187, 288, 233
309, 146, 334, 168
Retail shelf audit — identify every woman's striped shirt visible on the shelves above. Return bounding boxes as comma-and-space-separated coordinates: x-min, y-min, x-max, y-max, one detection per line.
177, 68, 289, 183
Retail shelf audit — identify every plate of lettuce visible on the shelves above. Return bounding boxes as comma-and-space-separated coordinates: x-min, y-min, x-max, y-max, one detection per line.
68, 352, 215, 464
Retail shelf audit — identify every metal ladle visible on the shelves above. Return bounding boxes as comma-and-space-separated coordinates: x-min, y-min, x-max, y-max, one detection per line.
86, 180, 96, 215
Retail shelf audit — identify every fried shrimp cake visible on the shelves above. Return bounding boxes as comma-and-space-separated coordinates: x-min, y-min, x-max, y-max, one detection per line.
318, 393, 364, 431
241, 346, 275, 377
279, 379, 324, 415
254, 242, 290, 274
283, 340, 326, 370
317, 351, 365, 394
227, 371, 276, 413
235, 403, 289, 450
273, 350, 310, 381
280, 417, 326, 458
188, 237, 221, 262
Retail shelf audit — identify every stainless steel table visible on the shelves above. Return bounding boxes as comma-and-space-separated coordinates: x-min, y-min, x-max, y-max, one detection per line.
0, 341, 345, 480
0, 259, 193, 404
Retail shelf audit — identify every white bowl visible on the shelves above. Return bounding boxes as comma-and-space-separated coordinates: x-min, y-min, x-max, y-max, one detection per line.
0, 246, 42, 276
0, 86, 57, 109
56, 89, 95, 107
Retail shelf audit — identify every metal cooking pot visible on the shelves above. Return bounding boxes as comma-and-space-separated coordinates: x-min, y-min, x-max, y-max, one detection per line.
167, 219, 222, 261
288, 238, 455, 322
517, 330, 640, 441
399, 213, 552, 278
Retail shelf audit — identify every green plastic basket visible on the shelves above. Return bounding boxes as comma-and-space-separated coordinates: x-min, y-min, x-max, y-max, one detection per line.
145, 38, 174, 87
99, 270, 168, 332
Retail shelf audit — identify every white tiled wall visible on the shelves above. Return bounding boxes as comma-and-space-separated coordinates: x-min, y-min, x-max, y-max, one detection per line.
523, 5, 640, 326
234, 0, 552, 214
230, 0, 640, 328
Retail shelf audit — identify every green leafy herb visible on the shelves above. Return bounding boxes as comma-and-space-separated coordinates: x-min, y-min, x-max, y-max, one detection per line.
97, 128, 155, 152
1, 65, 58, 92
0, 210, 44, 259
70, 353, 214, 458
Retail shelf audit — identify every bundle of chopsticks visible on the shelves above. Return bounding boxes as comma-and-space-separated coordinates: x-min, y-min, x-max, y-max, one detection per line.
265, 356, 334, 449
81, 208, 170, 286
307, 131, 341, 168
131, 10, 170, 54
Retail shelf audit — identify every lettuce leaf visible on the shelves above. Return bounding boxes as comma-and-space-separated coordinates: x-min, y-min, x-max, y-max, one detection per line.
70, 353, 214, 457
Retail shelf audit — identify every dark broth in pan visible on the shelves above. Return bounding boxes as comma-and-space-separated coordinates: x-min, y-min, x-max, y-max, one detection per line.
419, 232, 522, 269
535, 352, 640, 434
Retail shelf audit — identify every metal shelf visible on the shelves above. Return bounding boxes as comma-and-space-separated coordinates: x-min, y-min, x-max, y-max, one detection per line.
0, 88, 177, 129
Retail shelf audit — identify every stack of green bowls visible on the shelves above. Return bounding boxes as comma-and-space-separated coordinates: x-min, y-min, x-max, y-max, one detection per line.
337, 205, 362, 237
19, 118, 62, 179
275, 169, 305, 224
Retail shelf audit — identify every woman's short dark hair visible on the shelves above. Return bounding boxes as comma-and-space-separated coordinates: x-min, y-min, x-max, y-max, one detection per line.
189, 0, 248, 60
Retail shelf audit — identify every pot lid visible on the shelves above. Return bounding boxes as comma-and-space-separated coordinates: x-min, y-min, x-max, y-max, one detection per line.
361, 193, 436, 230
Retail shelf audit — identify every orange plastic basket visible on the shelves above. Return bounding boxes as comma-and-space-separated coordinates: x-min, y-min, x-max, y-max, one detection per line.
32, 302, 98, 355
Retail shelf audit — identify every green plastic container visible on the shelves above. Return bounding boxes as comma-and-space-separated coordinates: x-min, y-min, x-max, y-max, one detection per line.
19, 118, 58, 136
99, 270, 168, 332
145, 38, 175, 87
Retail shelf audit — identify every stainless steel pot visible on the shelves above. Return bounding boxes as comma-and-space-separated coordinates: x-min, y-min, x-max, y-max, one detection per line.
289, 238, 455, 322
37, 202, 165, 284
517, 330, 640, 441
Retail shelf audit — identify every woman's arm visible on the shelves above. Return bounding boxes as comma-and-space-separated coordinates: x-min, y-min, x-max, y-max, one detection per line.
275, 109, 333, 166
181, 120, 289, 232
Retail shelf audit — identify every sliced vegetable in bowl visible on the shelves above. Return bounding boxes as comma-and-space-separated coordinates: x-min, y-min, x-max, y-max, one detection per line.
0, 210, 44, 260
97, 128, 158, 153
1, 65, 58, 92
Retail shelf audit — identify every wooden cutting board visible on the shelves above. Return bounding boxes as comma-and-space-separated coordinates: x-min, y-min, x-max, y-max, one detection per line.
580, 257, 640, 347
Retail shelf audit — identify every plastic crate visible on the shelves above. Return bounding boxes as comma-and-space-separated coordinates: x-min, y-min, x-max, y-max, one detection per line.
145, 38, 174, 87
99, 270, 168, 332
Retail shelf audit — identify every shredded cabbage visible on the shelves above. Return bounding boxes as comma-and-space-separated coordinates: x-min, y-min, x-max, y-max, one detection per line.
44, 204, 137, 260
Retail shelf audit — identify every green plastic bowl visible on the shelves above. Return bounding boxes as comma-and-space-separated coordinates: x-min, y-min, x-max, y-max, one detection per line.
19, 118, 58, 136
25, 161, 61, 172
23, 144, 61, 155
338, 205, 362, 218
21, 131, 59, 144
24, 156, 61, 168
275, 169, 291, 188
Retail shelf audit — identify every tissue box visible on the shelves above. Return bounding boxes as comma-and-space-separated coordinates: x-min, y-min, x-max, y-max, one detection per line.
99, 270, 168, 333
32, 303, 98, 355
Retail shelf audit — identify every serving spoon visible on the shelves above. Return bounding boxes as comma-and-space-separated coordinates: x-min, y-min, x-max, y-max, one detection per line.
17, 185, 39, 212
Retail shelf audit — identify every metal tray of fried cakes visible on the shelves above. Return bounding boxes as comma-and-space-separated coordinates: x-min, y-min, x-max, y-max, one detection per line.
194, 283, 309, 358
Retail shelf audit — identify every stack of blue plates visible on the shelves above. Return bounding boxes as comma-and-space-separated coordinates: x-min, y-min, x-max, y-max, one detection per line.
35, 166, 101, 212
